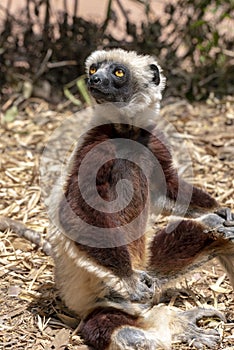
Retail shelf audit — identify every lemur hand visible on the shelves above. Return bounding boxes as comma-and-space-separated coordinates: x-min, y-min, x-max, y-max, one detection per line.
201, 208, 234, 241
126, 270, 156, 304
215, 207, 234, 225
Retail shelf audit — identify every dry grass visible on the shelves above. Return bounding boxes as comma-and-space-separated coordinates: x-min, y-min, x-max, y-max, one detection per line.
0, 95, 233, 349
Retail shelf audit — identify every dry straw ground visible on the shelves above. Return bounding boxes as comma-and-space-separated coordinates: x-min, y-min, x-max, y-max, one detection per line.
0, 95, 233, 349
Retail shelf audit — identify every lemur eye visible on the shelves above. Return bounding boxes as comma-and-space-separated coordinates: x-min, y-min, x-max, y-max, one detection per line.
89, 66, 97, 75
114, 69, 125, 77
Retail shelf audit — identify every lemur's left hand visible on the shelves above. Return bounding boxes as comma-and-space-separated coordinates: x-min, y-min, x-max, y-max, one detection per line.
215, 207, 234, 225
201, 207, 234, 241
215, 207, 234, 240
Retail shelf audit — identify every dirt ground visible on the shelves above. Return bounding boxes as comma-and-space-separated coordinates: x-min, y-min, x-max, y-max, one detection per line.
0, 94, 234, 350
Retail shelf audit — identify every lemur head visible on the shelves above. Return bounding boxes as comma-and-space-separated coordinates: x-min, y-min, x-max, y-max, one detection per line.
85, 49, 166, 116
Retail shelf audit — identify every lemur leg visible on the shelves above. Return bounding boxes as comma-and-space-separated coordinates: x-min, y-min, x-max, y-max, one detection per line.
79, 308, 161, 350
80, 305, 224, 350
148, 213, 234, 287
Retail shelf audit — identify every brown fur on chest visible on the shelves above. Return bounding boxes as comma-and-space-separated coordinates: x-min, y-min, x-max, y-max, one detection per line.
57, 125, 153, 271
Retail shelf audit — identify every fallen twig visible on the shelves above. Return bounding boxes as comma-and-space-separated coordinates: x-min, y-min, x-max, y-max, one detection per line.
0, 216, 51, 255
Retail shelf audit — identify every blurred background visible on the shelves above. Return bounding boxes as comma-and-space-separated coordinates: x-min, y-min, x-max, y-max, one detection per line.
0, 0, 233, 105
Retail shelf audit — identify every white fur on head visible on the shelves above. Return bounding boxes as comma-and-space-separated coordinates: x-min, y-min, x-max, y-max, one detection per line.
85, 49, 166, 118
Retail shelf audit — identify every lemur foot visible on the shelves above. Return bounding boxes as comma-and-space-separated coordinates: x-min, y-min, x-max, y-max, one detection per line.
110, 306, 224, 350
200, 209, 234, 241
111, 327, 163, 350
174, 307, 225, 349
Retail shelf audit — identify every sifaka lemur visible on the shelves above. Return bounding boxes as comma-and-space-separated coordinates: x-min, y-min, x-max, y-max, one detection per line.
49, 49, 234, 350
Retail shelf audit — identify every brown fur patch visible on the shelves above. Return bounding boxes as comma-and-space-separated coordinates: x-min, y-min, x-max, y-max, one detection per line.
148, 220, 216, 275
80, 308, 138, 350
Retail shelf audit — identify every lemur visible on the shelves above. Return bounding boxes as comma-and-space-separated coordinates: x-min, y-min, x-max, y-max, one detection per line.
49, 49, 234, 350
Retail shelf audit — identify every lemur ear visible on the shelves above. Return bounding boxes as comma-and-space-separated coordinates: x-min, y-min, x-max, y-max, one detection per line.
150, 64, 160, 86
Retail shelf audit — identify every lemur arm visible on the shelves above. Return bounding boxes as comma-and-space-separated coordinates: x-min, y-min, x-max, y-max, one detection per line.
164, 177, 218, 217
147, 131, 234, 287
148, 210, 234, 288
148, 131, 218, 218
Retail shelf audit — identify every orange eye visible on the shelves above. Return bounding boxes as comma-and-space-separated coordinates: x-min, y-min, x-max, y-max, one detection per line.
115, 69, 124, 77
89, 67, 97, 75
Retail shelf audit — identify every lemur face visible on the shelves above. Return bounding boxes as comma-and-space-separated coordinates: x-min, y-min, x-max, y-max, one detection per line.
85, 49, 166, 113
87, 61, 133, 103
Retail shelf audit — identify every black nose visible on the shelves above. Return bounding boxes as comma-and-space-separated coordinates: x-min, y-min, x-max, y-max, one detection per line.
90, 74, 101, 85
89, 72, 109, 87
